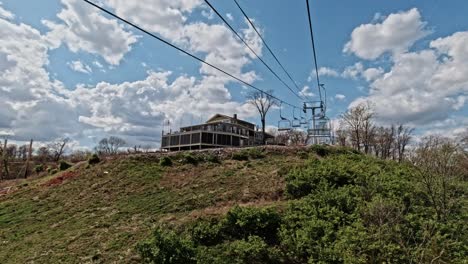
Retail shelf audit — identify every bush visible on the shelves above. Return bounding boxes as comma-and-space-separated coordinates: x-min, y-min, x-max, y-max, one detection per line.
88, 153, 100, 165
221, 206, 281, 244
159, 156, 173, 167
204, 154, 220, 164
137, 228, 196, 264
246, 148, 265, 159
182, 154, 199, 165
34, 164, 45, 173
309, 144, 330, 156
58, 160, 72, 171
191, 219, 223, 246
232, 152, 249, 161
49, 169, 58, 175
226, 236, 279, 264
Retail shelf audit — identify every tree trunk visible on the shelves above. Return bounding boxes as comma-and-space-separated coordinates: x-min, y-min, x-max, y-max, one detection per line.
23, 139, 33, 179
2, 139, 9, 179
261, 118, 266, 145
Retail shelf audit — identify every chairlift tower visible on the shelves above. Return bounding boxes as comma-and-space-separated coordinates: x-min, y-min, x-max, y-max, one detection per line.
303, 100, 332, 145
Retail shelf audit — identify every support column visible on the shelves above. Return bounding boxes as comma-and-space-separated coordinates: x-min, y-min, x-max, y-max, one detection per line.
23, 139, 33, 178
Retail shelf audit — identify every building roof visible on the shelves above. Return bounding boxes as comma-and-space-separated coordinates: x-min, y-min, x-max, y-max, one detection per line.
206, 114, 255, 127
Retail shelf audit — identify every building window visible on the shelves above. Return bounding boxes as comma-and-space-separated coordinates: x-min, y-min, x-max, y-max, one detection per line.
202, 133, 213, 144
192, 133, 201, 144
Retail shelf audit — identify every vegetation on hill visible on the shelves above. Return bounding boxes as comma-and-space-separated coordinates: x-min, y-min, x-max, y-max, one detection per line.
0, 145, 466, 263
0, 148, 300, 263
138, 147, 467, 263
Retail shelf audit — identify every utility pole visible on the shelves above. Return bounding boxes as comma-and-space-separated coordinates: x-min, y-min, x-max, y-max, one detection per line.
23, 139, 33, 178
1, 139, 9, 180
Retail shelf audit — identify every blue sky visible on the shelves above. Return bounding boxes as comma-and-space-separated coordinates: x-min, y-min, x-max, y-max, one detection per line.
0, 0, 467, 149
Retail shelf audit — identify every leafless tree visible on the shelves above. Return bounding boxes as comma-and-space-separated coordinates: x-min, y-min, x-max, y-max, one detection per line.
373, 126, 395, 159
341, 102, 374, 153
247, 90, 278, 145
48, 137, 70, 161
36, 146, 51, 162
96, 136, 126, 155
335, 127, 347, 147
411, 136, 464, 220
1, 139, 9, 179
395, 124, 414, 162
18, 145, 29, 161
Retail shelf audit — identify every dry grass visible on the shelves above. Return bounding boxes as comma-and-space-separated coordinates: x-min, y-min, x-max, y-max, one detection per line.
0, 147, 305, 263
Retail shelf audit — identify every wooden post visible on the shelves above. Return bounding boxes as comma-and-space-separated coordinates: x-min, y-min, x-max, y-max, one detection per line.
23, 139, 33, 179
2, 139, 9, 179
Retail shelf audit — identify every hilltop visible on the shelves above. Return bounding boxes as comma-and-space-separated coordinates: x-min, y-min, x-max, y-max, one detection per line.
0, 146, 466, 263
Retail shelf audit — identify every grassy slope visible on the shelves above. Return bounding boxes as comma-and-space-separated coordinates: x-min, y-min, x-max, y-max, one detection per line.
0, 148, 303, 263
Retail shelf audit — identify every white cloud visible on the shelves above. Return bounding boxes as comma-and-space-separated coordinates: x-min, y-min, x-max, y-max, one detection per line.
226, 13, 234, 21
309, 67, 339, 81
344, 8, 430, 60
299, 85, 315, 98
0, 0, 266, 148
93, 60, 103, 68
335, 94, 346, 101
350, 31, 468, 125
44, 0, 138, 65
68, 60, 92, 74
0, 2, 14, 20
342, 62, 383, 82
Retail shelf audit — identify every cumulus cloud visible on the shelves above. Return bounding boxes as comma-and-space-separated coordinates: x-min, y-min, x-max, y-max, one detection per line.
44, 0, 138, 65
344, 8, 430, 60
0, 2, 14, 20
350, 31, 468, 125
0, 0, 265, 148
335, 94, 346, 101
342, 62, 384, 82
68, 60, 92, 74
299, 85, 315, 98
308, 67, 339, 82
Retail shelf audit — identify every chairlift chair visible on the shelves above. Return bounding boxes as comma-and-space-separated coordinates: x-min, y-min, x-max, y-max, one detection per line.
277, 103, 292, 131
291, 108, 301, 128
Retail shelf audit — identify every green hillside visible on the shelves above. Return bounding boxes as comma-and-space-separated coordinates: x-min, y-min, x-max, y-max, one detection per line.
0, 146, 466, 263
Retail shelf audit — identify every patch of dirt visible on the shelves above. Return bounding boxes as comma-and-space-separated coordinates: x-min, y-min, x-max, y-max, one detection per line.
42, 171, 79, 187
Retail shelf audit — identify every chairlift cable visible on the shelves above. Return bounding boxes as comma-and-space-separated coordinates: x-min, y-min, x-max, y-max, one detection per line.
233, 0, 304, 96
203, 0, 303, 100
305, 0, 323, 101
82, 0, 300, 109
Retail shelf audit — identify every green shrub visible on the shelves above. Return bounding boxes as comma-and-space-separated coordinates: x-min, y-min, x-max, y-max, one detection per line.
49, 169, 58, 175
88, 153, 100, 165
232, 152, 249, 161
205, 154, 220, 164
34, 164, 45, 173
221, 206, 281, 244
297, 151, 309, 159
191, 219, 223, 246
58, 160, 72, 171
159, 156, 173, 167
246, 148, 265, 159
137, 228, 196, 264
182, 153, 199, 165
309, 144, 330, 156
226, 236, 280, 264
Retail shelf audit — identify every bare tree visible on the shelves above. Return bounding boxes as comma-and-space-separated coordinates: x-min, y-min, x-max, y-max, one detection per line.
335, 127, 347, 147
395, 124, 414, 162
411, 136, 463, 220
96, 136, 126, 155
247, 90, 278, 145
373, 126, 395, 159
18, 144, 29, 161
37, 146, 51, 162
341, 102, 374, 153
1, 139, 9, 179
288, 130, 308, 146
48, 137, 70, 161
